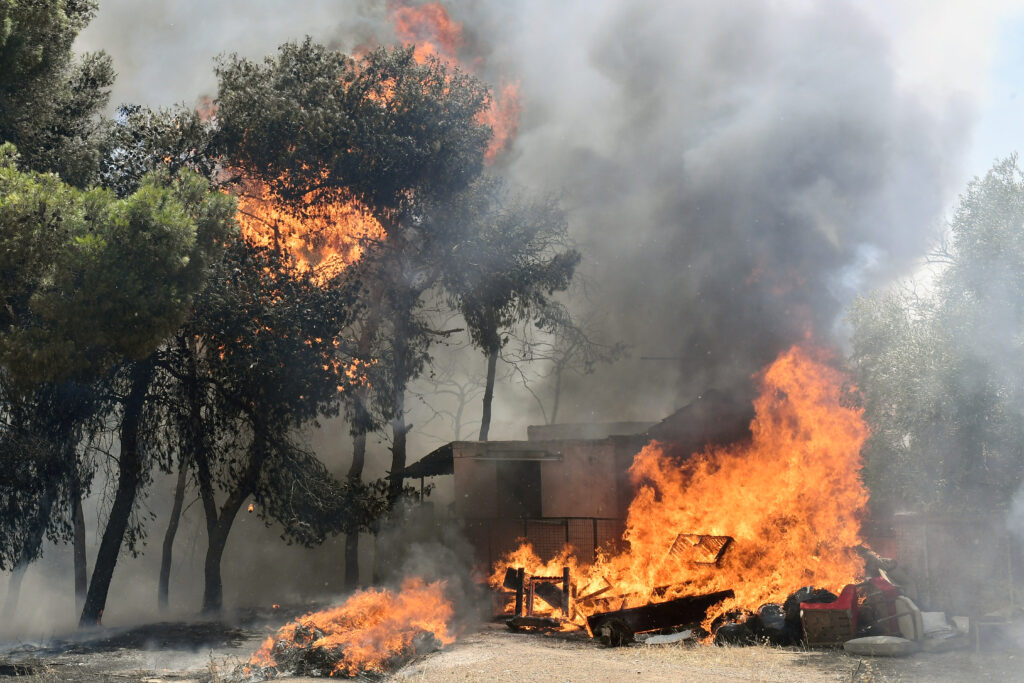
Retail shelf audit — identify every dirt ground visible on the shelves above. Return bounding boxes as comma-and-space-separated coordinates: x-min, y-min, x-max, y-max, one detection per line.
2, 621, 1023, 682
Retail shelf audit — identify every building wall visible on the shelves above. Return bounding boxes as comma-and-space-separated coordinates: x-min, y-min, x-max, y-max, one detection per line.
451, 437, 647, 566
538, 440, 620, 518
452, 442, 498, 518
452, 439, 633, 520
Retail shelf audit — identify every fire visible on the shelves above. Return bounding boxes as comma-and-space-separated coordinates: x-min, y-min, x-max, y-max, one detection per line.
234, 176, 384, 285
390, 2, 462, 67
492, 345, 870, 628
388, 1, 520, 163
246, 577, 455, 678
233, 3, 519, 272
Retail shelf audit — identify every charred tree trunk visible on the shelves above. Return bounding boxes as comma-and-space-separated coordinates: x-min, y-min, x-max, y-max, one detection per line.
344, 413, 368, 591
158, 453, 189, 612
2, 491, 52, 618
387, 313, 410, 509
389, 396, 408, 509
478, 345, 499, 441
71, 476, 88, 613
79, 360, 153, 628
200, 481, 256, 614
200, 431, 267, 615
549, 361, 565, 425
202, 521, 231, 614
344, 317, 376, 591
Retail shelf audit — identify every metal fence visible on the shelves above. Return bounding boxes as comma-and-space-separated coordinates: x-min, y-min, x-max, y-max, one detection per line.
462, 517, 624, 569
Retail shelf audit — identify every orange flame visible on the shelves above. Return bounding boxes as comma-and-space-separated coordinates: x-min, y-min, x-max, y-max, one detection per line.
248, 577, 455, 677
390, 2, 462, 67
233, 175, 384, 285
388, 1, 520, 163
492, 345, 870, 628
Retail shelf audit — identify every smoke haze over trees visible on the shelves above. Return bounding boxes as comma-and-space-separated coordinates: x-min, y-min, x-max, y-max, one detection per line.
3, 0, 1024, 639
74, 0, 985, 426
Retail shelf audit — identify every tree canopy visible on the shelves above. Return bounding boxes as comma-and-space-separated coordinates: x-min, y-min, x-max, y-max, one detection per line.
850, 156, 1024, 513
0, 144, 236, 388
0, 0, 113, 186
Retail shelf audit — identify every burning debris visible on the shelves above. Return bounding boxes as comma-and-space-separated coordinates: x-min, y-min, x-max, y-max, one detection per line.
490, 345, 872, 641
239, 578, 454, 679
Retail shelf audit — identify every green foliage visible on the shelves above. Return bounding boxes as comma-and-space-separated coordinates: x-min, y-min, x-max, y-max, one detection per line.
849, 156, 1024, 513
164, 240, 378, 545
98, 104, 219, 199
0, 147, 236, 388
215, 40, 490, 215
0, 0, 113, 186
443, 177, 581, 354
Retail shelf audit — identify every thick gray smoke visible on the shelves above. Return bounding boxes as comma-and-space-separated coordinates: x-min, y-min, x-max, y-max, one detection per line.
4, 0, 976, 636
77, 0, 970, 423
464, 0, 967, 414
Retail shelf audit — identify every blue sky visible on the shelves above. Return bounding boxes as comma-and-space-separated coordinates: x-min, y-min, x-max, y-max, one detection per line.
968, 11, 1024, 181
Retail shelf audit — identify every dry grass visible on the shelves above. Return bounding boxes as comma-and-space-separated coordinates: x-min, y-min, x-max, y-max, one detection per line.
390, 625, 1022, 683
4, 622, 1022, 682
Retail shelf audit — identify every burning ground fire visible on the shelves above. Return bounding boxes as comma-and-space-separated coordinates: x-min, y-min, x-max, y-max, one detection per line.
242, 578, 454, 679
238, 346, 868, 676
492, 344, 870, 631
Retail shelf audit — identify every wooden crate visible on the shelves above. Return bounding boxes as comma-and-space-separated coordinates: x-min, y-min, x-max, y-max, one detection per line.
801, 605, 856, 646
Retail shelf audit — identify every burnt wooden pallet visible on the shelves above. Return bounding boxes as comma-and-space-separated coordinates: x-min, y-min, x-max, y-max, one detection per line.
667, 534, 733, 565
506, 616, 564, 632
586, 589, 735, 646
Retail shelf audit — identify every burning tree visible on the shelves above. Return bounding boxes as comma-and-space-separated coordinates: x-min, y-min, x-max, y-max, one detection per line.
214, 40, 492, 521
164, 241, 386, 614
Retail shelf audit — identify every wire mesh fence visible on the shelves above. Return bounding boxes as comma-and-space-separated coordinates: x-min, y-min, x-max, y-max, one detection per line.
461, 517, 624, 569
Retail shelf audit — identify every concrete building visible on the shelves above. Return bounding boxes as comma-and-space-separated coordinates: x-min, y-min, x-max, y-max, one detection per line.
403, 390, 753, 568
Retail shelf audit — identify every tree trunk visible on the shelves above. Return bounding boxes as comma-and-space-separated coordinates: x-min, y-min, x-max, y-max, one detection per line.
3, 490, 54, 618
549, 362, 565, 425
200, 485, 252, 614
72, 477, 87, 613
202, 521, 231, 615
344, 422, 367, 591
478, 346, 499, 441
79, 360, 152, 628
200, 432, 266, 615
389, 402, 408, 508
343, 314, 376, 590
158, 454, 189, 612
387, 310, 411, 509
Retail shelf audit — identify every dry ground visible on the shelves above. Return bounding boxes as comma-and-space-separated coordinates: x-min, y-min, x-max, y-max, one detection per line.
2, 621, 1023, 682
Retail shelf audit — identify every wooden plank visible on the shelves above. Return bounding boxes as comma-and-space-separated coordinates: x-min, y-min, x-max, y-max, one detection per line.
506, 616, 563, 631
667, 534, 733, 565
586, 589, 735, 642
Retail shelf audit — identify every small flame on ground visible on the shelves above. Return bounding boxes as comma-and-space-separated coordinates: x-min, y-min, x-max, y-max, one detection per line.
247, 577, 455, 678
492, 344, 870, 628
